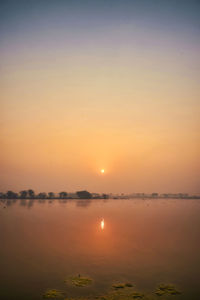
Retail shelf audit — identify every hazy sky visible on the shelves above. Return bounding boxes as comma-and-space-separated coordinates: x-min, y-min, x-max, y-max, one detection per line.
0, 0, 200, 193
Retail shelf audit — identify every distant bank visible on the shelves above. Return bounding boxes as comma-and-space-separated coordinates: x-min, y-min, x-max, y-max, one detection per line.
0, 190, 199, 200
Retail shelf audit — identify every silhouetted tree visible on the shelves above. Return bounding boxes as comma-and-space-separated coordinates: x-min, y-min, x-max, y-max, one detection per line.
102, 193, 109, 199
6, 191, 18, 199
38, 192, 47, 199
152, 193, 158, 197
59, 192, 68, 199
76, 190, 92, 199
28, 189, 35, 199
20, 190, 28, 199
163, 193, 169, 198
48, 192, 55, 199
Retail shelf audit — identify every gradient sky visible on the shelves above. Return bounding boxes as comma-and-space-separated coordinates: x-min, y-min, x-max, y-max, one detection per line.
0, 0, 200, 193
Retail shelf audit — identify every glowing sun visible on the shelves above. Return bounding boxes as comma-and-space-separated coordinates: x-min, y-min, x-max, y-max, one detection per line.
101, 169, 105, 174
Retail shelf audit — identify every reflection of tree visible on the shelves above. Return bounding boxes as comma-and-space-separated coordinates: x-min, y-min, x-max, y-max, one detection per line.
48, 199, 54, 204
18, 199, 35, 208
59, 199, 68, 203
39, 199, 46, 203
20, 199, 27, 206
6, 199, 12, 206
0, 199, 17, 207
76, 199, 92, 208
28, 199, 34, 208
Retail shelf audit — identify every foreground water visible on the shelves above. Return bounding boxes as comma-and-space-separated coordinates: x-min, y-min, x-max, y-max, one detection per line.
0, 198, 200, 300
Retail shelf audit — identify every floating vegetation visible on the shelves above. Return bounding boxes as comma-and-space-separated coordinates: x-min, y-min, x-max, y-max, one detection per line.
112, 282, 133, 289
132, 292, 145, 299
43, 289, 65, 298
125, 283, 133, 288
43, 276, 182, 300
101, 284, 144, 300
155, 284, 181, 296
65, 275, 93, 287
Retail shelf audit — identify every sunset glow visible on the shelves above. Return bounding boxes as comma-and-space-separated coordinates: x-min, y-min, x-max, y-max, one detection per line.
0, 0, 199, 194
0, 2, 200, 300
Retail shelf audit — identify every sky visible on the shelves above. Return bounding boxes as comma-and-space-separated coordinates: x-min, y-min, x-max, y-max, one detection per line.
0, 0, 200, 194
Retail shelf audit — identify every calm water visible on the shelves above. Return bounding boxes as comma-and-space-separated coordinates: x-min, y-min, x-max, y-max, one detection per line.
0, 199, 200, 299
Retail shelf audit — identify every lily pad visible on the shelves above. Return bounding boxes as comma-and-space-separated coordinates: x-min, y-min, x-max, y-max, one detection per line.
102, 284, 144, 300
125, 283, 133, 288
112, 282, 133, 289
132, 292, 144, 299
155, 284, 181, 296
43, 289, 65, 299
66, 275, 93, 287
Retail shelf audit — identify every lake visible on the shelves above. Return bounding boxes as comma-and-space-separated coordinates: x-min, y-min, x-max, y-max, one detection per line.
0, 198, 200, 299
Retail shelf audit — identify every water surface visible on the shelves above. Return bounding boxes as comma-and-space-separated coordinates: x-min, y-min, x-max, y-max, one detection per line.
0, 199, 200, 299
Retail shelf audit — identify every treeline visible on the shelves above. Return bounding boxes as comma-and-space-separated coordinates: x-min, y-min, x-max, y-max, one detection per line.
1, 190, 198, 200
0, 190, 109, 199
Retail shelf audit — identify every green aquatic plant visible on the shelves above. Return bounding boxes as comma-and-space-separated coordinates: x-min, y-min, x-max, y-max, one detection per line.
155, 284, 181, 296
42, 278, 181, 300
66, 275, 93, 287
112, 282, 133, 289
101, 284, 144, 300
125, 283, 133, 288
132, 292, 145, 298
154, 289, 165, 296
43, 289, 65, 298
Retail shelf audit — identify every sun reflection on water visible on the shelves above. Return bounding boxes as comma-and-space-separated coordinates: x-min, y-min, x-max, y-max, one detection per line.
101, 218, 105, 230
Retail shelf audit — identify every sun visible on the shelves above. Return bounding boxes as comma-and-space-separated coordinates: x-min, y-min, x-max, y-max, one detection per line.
100, 169, 105, 174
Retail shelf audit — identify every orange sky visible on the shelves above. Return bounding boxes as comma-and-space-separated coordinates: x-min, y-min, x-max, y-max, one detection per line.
0, 1, 200, 193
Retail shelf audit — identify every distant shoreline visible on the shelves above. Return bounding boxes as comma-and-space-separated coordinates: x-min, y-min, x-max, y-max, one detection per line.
1, 196, 200, 200
1, 189, 200, 200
